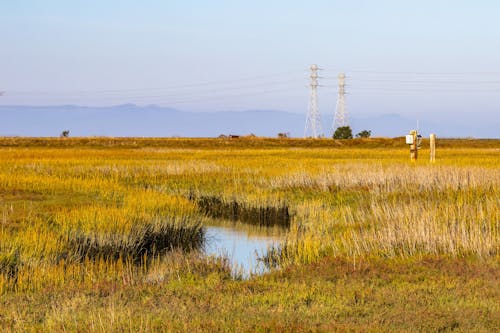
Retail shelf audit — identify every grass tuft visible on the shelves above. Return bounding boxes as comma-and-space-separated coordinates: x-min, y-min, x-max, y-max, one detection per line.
196, 195, 291, 228
65, 219, 204, 263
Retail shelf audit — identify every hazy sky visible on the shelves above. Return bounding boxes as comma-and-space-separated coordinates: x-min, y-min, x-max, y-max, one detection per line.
1, 1, 499, 124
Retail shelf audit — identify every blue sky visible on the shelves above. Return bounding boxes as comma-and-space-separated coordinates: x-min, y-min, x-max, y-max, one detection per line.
1, 1, 499, 127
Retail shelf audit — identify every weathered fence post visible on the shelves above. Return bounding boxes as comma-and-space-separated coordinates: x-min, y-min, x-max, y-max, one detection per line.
430, 133, 436, 163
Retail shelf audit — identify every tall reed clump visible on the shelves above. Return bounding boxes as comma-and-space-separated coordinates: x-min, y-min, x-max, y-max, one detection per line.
54, 192, 207, 263
195, 195, 291, 228
65, 217, 204, 263
265, 163, 499, 266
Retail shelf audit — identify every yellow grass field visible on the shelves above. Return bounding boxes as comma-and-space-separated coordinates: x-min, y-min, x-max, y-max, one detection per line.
0, 137, 498, 332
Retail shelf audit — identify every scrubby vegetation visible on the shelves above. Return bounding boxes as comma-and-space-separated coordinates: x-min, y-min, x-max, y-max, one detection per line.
333, 126, 353, 139
0, 137, 498, 331
195, 195, 291, 228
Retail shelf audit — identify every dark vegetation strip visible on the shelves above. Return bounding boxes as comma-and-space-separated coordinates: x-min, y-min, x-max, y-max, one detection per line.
195, 195, 291, 228
65, 222, 204, 263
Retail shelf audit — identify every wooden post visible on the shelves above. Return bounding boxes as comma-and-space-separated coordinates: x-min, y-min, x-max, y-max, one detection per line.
430, 133, 436, 163
409, 130, 418, 162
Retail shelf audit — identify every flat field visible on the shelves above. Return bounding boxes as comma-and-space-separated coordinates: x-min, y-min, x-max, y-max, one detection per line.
0, 137, 498, 332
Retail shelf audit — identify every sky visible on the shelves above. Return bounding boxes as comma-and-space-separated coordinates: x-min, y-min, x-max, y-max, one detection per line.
1, 1, 500, 130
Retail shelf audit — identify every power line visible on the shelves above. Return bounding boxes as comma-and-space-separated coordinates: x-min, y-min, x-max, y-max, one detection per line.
320, 69, 500, 76
348, 79, 500, 85
2, 72, 309, 107
7, 71, 304, 95
2, 67, 500, 110
154, 86, 306, 105
348, 88, 500, 94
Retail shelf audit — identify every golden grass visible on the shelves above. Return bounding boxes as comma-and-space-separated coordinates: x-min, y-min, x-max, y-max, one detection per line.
0, 137, 498, 331
0, 138, 498, 293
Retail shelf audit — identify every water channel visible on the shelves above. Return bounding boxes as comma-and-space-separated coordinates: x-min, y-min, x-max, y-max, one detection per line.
203, 223, 286, 277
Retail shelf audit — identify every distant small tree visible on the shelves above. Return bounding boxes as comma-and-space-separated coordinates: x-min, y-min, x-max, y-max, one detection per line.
277, 132, 289, 138
333, 126, 353, 139
60, 130, 70, 138
356, 130, 371, 138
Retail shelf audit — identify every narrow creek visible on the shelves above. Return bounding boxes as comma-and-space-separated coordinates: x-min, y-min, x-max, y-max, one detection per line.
193, 195, 291, 277
204, 223, 286, 277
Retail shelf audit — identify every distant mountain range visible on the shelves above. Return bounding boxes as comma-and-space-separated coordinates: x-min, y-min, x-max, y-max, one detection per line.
0, 104, 497, 138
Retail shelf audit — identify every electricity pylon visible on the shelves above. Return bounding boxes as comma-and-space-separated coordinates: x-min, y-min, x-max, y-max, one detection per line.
333, 73, 347, 131
304, 64, 323, 138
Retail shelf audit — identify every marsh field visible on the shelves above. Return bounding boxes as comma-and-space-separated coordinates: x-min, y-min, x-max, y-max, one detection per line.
0, 137, 498, 332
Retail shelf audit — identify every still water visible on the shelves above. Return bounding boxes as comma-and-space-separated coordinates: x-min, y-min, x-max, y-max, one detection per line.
204, 224, 285, 277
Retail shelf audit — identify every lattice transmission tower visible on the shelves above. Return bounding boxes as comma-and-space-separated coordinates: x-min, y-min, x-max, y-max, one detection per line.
304, 64, 323, 138
333, 73, 348, 131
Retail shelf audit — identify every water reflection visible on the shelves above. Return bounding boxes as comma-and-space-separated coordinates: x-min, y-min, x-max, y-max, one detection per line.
204, 224, 285, 277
